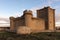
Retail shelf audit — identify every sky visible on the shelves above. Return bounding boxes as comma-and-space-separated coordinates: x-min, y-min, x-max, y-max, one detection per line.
0, 0, 60, 27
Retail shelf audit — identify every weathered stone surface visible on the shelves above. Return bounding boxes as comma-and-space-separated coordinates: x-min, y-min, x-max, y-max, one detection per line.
10, 7, 55, 34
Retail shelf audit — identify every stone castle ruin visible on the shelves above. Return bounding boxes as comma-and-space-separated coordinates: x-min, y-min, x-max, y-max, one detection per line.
9, 6, 55, 34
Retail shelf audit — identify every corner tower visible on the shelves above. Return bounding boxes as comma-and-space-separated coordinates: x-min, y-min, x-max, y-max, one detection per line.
37, 6, 55, 31
23, 10, 33, 27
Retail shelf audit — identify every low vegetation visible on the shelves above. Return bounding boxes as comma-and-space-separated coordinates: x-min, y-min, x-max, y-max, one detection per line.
0, 31, 60, 40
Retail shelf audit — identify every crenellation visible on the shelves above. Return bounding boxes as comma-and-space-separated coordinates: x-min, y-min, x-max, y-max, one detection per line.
23, 10, 32, 14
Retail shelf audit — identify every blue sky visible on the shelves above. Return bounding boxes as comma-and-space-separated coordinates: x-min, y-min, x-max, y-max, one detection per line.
0, 0, 60, 27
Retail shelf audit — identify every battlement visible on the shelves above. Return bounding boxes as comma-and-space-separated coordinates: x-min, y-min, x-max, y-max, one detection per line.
24, 10, 32, 13
10, 16, 15, 20
23, 10, 32, 15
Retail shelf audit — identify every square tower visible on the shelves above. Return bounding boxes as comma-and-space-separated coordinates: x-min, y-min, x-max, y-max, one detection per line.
37, 6, 55, 31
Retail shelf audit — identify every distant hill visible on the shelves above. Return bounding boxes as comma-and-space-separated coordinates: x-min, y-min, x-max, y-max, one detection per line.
0, 31, 60, 40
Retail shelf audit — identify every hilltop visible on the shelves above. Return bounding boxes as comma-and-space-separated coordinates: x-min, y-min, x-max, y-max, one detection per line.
0, 31, 60, 40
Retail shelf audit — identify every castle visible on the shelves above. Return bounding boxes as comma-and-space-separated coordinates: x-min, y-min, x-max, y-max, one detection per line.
9, 6, 55, 34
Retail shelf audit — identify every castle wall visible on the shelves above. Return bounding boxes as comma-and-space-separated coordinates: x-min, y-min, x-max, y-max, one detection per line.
31, 18, 45, 32
16, 10, 45, 33
16, 26, 32, 34
13, 17, 26, 31
15, 18, 25, 27
37, 7, 55, 31
10, 16, 26, 32
10, 7, 55, 34
48, 8, 55, 31
37, 8, 49, 30
16, 17, 45, 34
23, 10, 45, 32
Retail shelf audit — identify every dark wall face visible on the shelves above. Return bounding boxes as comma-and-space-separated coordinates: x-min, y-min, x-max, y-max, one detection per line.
14, 18, 26, 28
37, 8, 49, 30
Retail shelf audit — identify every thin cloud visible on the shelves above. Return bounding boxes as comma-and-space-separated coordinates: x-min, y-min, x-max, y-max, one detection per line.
0, 17, 10, 27
0, 18, 9, 23
47, 0, 60, 5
